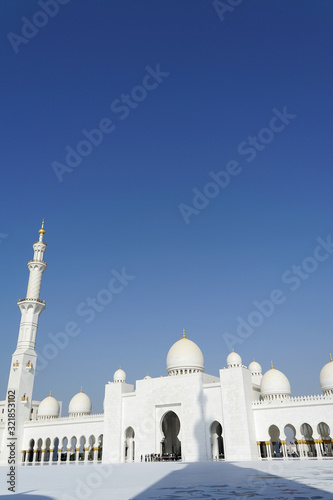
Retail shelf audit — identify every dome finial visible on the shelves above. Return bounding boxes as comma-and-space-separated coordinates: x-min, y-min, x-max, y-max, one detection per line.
80, 386, 83, 393
330, 353, 332, 362
49, 390, 52, 397
232, 348, 234, 352
39, 218, 45, 235
38, 218, 45, 241
183, 329, 186, 339
271, 361, 274, 369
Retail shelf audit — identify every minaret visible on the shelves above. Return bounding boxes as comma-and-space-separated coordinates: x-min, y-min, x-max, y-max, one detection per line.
1, 221, 47, 463
16, 219, 47, 353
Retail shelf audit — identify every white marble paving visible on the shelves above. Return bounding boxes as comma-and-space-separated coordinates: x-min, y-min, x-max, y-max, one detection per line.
1, 460, 333, 499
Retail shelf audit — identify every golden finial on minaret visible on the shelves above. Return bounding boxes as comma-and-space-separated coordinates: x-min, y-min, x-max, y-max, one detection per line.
330, 353, 332, 362
183, 329, 186, 339
271, 361, 274, 369
39, 218, 45, 235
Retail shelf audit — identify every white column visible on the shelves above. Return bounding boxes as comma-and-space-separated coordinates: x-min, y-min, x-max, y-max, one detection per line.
297, 440, 303, 458
314, 439, 322, 458
265, 441, 272, 459
280, 441, 287, 459
257, 442, 262, 459
129, 439, 134, 462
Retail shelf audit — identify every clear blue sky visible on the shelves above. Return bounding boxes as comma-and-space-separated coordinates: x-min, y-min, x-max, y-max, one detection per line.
1, 0, 333, 413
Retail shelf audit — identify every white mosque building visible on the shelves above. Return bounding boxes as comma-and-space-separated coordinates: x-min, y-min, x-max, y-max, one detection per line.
1, 222, 333, 466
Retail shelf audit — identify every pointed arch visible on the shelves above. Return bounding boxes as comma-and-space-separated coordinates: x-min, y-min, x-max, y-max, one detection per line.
79, 435, 86, 462
268, 425, 281, 458
88, 435, 96, 461
124, 427, 135, 462
61, 437, 68, 462
53, 437, 59, 462
28, 439, 35, 463
97, 434, 103, 461
69, 436, 77, 461
210, 421, 224, 460
44, 438, 51, 462
300, 423, 317, 457
317, 422, 333, 457
161, 411, 181, 460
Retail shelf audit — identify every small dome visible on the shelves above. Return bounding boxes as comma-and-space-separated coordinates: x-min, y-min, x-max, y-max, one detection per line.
166, 331, 204, 375
114, 368, 126, 383
68, 389, 91, 416
144, 374, 152, 380
226, 350, 242, 368
319, 354, 333, 395
38, 394, 59, 419
260, 365, 291, 400
248, 360, 262, 374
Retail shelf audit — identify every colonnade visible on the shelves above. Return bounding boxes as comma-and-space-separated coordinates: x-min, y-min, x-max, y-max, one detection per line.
257, 421, 333, 459
22, 435, 103, 464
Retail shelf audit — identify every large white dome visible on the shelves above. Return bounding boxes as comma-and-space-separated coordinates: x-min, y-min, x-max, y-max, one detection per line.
68, 389, 92, 416
166, 332, 204, 375
319, 355, 333, 395
260, 365, 291, 400
38, 394, 59, 419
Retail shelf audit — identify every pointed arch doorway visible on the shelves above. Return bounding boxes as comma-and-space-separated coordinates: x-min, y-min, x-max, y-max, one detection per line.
210, 421, 224, 460
161, 411, 181, 460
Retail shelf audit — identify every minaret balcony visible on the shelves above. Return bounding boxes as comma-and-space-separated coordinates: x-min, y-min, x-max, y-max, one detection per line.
17, 298, 45, 305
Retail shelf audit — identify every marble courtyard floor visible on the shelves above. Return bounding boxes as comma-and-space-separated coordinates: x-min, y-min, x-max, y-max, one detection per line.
1, 459, 333, 499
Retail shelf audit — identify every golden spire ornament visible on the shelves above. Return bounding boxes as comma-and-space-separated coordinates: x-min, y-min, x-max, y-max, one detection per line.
39, 218, 45, 235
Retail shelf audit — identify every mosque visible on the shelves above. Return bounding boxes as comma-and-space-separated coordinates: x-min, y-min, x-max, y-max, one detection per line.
1, 222, 333, 466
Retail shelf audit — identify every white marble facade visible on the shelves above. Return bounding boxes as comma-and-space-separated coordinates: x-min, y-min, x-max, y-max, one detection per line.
1, 223, 333, 466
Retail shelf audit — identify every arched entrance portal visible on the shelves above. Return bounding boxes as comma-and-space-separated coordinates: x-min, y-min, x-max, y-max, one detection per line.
210, 421, 224, 460
124, 427, 135, 462
161, 411, 181, 460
